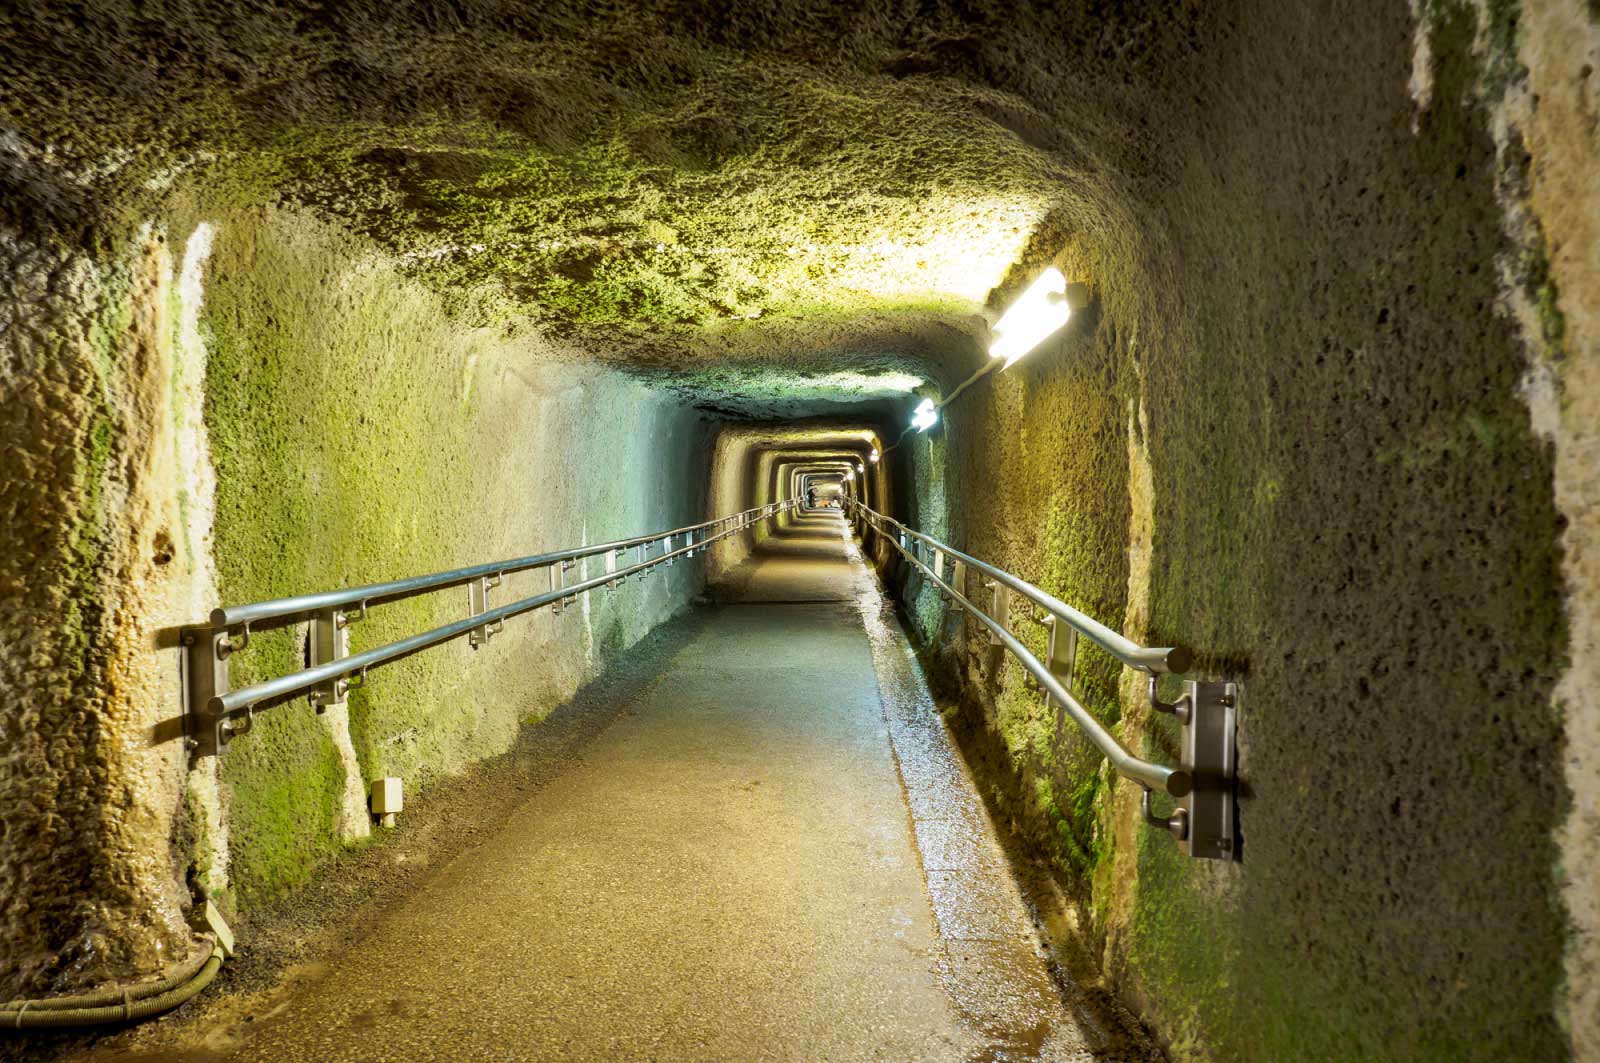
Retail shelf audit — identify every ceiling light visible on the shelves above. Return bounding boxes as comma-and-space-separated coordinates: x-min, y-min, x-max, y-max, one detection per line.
989, 267, 1072, 368
911, 399, 938, 432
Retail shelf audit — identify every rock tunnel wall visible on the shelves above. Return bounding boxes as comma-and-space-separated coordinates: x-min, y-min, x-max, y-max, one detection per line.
0, 198, 713, 997
878, 3, 1596, 1061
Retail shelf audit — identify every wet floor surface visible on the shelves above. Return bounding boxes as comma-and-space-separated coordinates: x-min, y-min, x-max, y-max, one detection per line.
113, 514, 1157, 1062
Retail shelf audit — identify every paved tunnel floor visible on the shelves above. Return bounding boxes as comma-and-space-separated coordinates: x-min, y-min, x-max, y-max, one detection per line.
104, 513, 1157, 1063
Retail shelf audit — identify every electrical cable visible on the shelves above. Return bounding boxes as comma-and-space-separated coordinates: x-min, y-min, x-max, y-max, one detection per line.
881, 357, 999, 457
1, 936, 224, 1029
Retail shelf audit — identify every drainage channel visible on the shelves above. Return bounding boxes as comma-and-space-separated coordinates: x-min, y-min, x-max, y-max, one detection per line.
843, 527, 1163, 1062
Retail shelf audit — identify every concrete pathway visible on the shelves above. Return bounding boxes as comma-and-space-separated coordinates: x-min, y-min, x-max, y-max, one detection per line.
143, 513, 1153, 1062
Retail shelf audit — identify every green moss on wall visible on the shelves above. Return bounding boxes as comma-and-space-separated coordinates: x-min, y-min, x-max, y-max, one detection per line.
2, 0, 1580, 1046
200, 208, 477, 898
1128, 5, 1570, 1059
895, 312, 1133, 896
891, 5, 1572, 1058
192, 199, 712, 905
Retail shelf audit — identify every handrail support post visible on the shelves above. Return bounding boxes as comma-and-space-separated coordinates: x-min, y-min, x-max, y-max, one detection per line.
561, 559, 579, 606
983, 579, 1009, 646
181, 625, 231, 759
1178, 680, 1239, 860
308, 608, 349, 711
1044, 616, 1077, 705
468, 574, 503, 649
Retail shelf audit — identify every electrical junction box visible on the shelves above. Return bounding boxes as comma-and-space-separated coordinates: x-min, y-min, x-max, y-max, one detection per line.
370, 777, 403, 827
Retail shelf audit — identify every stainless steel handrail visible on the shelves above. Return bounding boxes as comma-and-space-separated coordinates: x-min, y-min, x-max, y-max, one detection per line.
213, 508, 781, 629
844, 498, 1190, 797
184, 500, 796, 753
846, 501, 1190, 674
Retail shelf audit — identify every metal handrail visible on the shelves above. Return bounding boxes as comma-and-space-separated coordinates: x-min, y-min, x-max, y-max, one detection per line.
844, 498, 1190, 798
846, 501, 1190, 674
213, 509, 781, 630
184, 500, 796, 755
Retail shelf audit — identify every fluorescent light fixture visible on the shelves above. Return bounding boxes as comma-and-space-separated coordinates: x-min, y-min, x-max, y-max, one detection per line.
911, 399, 938, 432
869, 448, 880, 463
989, 267, 1071, 368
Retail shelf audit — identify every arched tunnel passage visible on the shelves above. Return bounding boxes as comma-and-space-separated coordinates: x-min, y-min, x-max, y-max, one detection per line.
2, 1, 1599, 1061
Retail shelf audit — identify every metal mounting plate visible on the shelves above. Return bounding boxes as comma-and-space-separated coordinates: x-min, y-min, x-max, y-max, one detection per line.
308, 608, 348, 709
1181, 679, 1238, 860
468, 577, 496, 649
182, 626, 230, 759
984, 580, 1009, 646
1044, 618, 1077, 708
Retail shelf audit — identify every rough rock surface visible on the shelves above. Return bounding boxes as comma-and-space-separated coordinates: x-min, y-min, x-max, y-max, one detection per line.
882, 3, 1593, 1060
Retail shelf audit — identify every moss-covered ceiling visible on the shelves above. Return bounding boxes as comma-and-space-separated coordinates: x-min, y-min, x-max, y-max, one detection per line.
0, 1, 1181, 416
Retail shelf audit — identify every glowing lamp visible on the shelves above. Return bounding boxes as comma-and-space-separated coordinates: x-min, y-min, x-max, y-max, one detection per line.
989, 267, 1073, 368
869, 449, 880, 463
911, 399, 938, 432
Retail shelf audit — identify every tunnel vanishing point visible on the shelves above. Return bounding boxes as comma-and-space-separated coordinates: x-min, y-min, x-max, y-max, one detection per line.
1, 1, 1598, 1060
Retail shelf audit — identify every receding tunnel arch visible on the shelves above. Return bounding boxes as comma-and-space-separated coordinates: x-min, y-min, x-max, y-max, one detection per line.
707, 423, 889, 579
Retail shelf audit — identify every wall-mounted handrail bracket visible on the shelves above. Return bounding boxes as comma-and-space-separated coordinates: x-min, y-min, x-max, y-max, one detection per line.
1143, 787, 1188, 841
337, 601, 370, 628
982, 579, 1009, 647
181, 625, 232, 759
308, 607, 349, 712
1044, 616, 1077, 708
1149, 673, 1192, 723
843, 497, 1237, 862
222, 705, 255, 741
468, 575, 502, 649
561, 558, 579, 607
1179, 679, 1238, 860
216, 625, 249, 658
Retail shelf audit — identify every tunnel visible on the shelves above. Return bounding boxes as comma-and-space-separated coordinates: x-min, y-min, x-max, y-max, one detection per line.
1, 1, 1597, 1060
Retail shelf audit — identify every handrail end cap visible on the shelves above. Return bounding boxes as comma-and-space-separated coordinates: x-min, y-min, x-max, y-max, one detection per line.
1166, 770, 1192, 799
1164, 646, 1194, 675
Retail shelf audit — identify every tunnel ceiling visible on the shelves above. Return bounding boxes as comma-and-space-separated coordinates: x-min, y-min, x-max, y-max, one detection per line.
0, 1, 1184, 418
